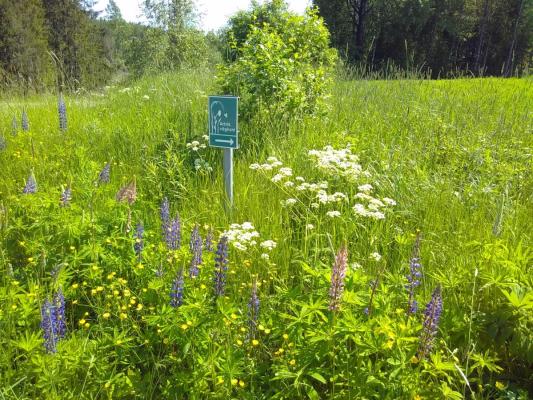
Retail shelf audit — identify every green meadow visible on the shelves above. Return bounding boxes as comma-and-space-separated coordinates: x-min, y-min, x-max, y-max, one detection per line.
0, 73, 532, 399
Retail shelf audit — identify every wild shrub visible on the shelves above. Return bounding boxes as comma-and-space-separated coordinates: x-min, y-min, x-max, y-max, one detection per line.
217, 4, 337, 121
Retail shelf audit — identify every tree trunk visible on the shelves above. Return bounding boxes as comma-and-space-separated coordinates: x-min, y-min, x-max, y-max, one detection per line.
356, 0, 368, 53
503, 0, 524, 78
474, 0, 490, 75
347, 0, 369, 63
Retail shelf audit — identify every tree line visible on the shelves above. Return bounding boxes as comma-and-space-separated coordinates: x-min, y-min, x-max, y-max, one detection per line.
313, 0, 532, 77
0, 0, 217, 91
0, 0, 531, 92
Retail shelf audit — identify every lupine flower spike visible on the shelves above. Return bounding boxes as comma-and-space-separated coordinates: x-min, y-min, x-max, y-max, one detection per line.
23, 172, 37, 194
160, 197, 170, 239
12, 115, 18, 136
213, 236, 228, 297
0, 135, 6, 151
40, 300, 58, 353
406, 232, 422, 315
167, 216, 181, 250
189, 225, 202, 278
170, 268, 184, 307
21, 109, 29, 131
329, 245, 348, 312
53, 289, 67, 339
134, 222, 144, 260
58, 94, 67, 132
40, 289, 66, 353
248, 280, 260, 339
417, 286, 443, 360
98, 162, 111, 184
60, 186, 72, 207
204, 228, 214, 252
116, 177, 137, 205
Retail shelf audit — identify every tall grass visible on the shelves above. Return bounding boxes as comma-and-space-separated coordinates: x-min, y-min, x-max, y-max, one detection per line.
0, 71, 531, 399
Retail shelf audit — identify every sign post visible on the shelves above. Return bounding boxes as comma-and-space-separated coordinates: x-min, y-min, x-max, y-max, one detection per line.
208, 96, 239, 208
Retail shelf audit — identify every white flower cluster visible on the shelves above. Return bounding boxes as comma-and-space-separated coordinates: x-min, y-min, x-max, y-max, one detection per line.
308, 146, 370, 181
316, 190, 347, 204
186, 139, 207, 152
352, 185, 396, 220
222, 222, 259, 251
251, 147, 396, 221
249, 156, 283, 171
194, 158, 212, 173
260, 240, 277, 251
222, 223, 277, 256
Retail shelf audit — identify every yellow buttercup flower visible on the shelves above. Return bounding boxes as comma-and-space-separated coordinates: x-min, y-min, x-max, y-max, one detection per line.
103, 312, 111, 319
252, 339, 259, 346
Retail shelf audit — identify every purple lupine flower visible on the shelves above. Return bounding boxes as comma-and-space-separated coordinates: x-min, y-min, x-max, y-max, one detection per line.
23, 172, 37, 194
12, 115, 18, 136
248, 280, 260, 339
98, 162, 111, 184
406, 233, 422, 315
170, 269, 184, 307
418, 286, 443, 360
58, 95, 67, 132
204, 228, 214, 252
213, 236, 228, 297
21, 110, 29, 131
189, 225, 202, 278
134, 222, 144, 260
166, 216, 181, 250
60, 187, 72, 207
53, 289, 67, 339
40, 299, 58, 353
329, 245, 348, 312
160, 197, 170, 235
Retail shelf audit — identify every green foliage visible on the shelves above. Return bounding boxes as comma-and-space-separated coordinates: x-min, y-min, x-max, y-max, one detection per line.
0, 73, 531, 398
314, 0, 533, 77
218, 5, 337, 121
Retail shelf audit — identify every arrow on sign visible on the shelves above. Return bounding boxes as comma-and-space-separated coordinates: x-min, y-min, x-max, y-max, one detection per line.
215, 137, 234, 146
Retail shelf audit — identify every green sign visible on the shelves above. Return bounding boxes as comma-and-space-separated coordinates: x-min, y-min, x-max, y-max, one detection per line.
209, 96, 239, 149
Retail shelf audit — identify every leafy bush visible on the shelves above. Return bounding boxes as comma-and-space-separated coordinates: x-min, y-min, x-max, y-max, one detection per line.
217, 5, 337, 120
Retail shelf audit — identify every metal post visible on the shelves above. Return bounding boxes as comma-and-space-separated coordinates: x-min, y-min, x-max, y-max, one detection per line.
223, 148, 233, 208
